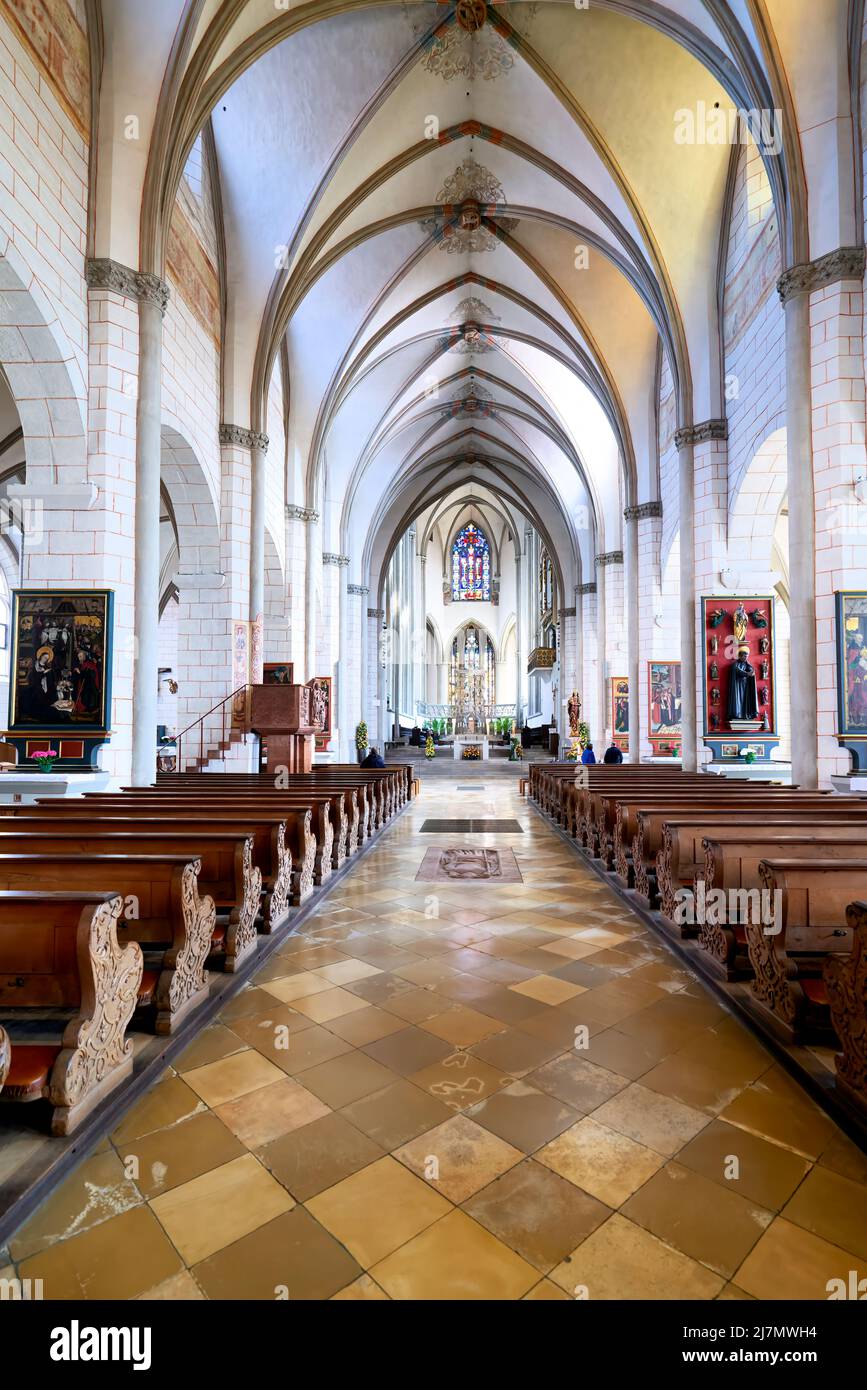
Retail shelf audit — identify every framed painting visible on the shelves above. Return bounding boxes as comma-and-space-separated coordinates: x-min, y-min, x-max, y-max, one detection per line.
309, 676, 332, 751
836, 591, 867, 734
610, 676, 629, 753
8, 589, 113, 734
263, 662, 294, 686
648, 661, 682, 746
720, 743, 739, 759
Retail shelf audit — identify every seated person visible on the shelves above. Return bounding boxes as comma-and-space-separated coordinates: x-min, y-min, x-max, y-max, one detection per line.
603, 743, 624, 764
581, 742, 597, 765
361, 746, 385, 768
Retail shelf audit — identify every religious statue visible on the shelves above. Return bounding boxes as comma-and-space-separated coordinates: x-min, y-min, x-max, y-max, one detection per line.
733, 603, 748, 644
761, 661, 769, 681
709, 635, 718, 655
710, 688, 720, 705
568, 690, 581, 736
750, 609, 768, 628
759, 635, 770, 655
709, 609, 726, 628
709, 661, 719, 681
728, 646, 759, 722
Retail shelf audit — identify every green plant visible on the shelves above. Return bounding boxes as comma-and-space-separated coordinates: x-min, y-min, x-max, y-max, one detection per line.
355, 721, 368, 755
576, 720, 591, 749
424, 733, 436, 760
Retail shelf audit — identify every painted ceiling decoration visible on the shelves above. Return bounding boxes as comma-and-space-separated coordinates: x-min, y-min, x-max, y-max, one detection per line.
403, 1, 538, 84
422, 155, 516, 252
450, 297, 501, 324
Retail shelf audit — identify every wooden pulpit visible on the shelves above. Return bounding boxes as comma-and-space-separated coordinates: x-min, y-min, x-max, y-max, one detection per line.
249, 684, 319, 774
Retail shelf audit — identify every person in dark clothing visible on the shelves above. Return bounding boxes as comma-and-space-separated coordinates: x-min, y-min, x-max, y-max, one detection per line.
581, 743, 597, 765
603, 743, 624, 764
361, 747, 385, 768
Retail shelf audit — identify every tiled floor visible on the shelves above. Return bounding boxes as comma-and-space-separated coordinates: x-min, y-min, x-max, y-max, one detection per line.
3, 779, 867, 1300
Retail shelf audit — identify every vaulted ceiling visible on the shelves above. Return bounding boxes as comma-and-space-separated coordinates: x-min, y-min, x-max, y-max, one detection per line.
100, 0, 854, 594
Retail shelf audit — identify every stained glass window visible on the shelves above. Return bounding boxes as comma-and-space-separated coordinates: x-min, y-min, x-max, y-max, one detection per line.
451, 523, 491, 601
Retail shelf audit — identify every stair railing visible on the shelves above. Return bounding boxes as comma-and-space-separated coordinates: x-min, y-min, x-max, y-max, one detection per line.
174, 686, 249, 772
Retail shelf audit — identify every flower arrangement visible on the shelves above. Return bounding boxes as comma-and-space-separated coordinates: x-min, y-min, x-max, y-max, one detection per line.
424, 733, 436, 760
564, 737, 582, 762
355, 721, 368, 759
462, 744, 481, 760
576, 720, 591, 749
740, 747, 757, 765
509, 737, 523, 762
29, 747, 58, 773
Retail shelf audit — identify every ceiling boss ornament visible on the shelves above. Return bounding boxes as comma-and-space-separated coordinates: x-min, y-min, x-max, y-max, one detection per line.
422, 155, 516, 253
403, 2, 538, 85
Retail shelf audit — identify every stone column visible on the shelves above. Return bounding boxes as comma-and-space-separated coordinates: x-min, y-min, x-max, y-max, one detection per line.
248, 434, 269, 623
624, 510, 641, 764
578, 582, 599, 743
627, 502, 664, 756
131, 288, 168, 786
286, 505, 315, 679
675, 427, 698, 773
596, 552, 624, 749
779, 273, 819, 787
573, 584, 584, 736
321, 551, 347, 756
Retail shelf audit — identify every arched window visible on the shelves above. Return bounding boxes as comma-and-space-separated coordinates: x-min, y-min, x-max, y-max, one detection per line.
451, 523, 491, 601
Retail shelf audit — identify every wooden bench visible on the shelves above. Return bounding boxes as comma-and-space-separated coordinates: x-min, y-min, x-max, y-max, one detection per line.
628, 794, 839, 906
608, 784, 782, 879
0, 853, 218, 1030
825, 900, 867, 1117
10, 810, 292, 932
691, 826, 867, 978
83, 794, 330, 899
743, 858, 867, 1043
0, 891, 141, 1133
0, 826, 260, 965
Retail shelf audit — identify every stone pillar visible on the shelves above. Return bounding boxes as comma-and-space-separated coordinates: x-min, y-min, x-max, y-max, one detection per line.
248, 435, 269, 623
675, 428, 698, 773
578, 582, 599, 744
286, 505, 315, 680
306, 512, 322, 683
346, 582, 368, 758
627, 501, 664, 756
320, 552, 347, 755
778, 268, 821, 787
131, 291, 167, 786
596, 552, 624, 749
515, 550, 524, 727
624, 511, 640, 764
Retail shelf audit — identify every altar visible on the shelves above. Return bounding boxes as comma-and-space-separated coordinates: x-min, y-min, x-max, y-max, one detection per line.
453, 734, 490, 761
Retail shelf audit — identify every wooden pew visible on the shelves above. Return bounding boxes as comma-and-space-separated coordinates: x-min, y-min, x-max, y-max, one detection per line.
628, 794, 841, 906
824, 901, 867, 1118
608, 783, 781, 878
0, 853, 218, 1030
577, 775, 707, 853
9, 811, 291, 930
0, 827, 260, 967
82, 793, 331, 896
0, 891, 141, 1133
742, 858, 867, 1043
690, 826, 867, 978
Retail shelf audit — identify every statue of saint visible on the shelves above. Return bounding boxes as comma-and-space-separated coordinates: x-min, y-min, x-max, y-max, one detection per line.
568, 690, 581, 735
733, 604, 748, 644
728, 646, 759, 722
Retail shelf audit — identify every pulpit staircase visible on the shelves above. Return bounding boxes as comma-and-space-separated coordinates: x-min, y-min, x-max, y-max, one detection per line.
174, 687, 258, 773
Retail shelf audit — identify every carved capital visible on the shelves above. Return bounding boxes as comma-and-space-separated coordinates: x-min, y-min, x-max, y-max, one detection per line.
286, 505, 319, 523
624, 500, 663, 522
577, 581, 597, 595
778, 245, 867, 304
219, 424, 269, 452
561, 606, 577, 618
348, 583, 369, 596
86, 258, 170, 315
368, 607, 384, 619
323, 552, 350, 567
675, 420, 728, 449
595, 550, 624, 567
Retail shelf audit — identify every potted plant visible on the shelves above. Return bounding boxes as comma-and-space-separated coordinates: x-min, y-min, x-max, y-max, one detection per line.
424, 732, 436, 760
355, 720, 368, 763
576, 720, 591, 750
740, 747, 757, 766
29, 747, 58, 774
